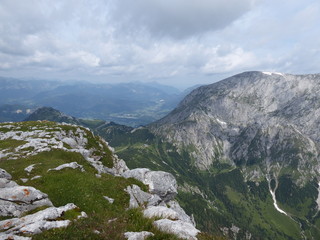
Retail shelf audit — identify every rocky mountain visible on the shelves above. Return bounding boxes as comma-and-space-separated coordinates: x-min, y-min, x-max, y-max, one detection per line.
0, 121, 203, 239
101, 71, 320, 239
24, 107, 80, 125
0, 77, 188, 126
151, 71, 320, 180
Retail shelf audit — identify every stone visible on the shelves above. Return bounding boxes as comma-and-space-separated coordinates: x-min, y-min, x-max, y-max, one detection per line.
24, 164, 36, 174
124, 231, 154, 240
0, 185, 53, 217
125, 185, 162, 209
167, 200, 195, 225
0, 203, 77, 236
48, 162, 85, 172
103, 196, 114, 204
143, 206, 180, 220
153, 219, 200, 240
122, 169, 177, 202
0, 169, 12, 180
0, 178, 18, 188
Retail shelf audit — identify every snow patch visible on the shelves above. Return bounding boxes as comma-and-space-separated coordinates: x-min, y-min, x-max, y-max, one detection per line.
262, 72, 284, 76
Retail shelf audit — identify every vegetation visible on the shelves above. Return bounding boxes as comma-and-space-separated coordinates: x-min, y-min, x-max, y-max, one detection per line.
100, 125, 320, 239
0, 122, 185, 239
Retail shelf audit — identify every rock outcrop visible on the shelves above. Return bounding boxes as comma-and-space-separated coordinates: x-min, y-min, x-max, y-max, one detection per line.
122, 170, 199, 239
122, 168, 177, 201
0, 121, 199, 239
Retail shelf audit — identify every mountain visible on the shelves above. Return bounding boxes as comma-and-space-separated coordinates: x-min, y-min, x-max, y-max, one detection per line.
0, 121, 204, 239
0, 77, 189, 126
151, 71, 320, 177
101, 71, 320, 239
24, 107, 80, 125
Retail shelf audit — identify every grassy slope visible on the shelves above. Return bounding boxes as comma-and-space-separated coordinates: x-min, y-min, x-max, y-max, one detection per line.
0, 122, 181, 240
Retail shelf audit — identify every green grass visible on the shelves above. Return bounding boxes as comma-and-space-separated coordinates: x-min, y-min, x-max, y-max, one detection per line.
0, 122, 185, 239
0, 139, 27, 150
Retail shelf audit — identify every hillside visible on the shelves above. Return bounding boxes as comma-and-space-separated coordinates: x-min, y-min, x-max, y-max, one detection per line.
101, 71, 320, 239
0, 121, 202, 239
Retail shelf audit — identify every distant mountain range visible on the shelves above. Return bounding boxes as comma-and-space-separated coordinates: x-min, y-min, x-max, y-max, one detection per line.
0, 76, 194, 126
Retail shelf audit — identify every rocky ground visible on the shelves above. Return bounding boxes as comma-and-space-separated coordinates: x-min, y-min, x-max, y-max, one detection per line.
0, 121, 200, 240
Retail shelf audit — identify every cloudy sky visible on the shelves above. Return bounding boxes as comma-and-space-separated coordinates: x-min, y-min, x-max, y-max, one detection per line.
0, 0, 319, 88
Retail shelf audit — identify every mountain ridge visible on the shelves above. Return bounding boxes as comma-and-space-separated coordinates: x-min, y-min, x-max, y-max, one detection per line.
100, 71, 320, 239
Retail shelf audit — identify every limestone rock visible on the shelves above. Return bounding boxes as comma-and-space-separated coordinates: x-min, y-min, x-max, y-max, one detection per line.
167, 200, 195, 225
124, 231, 154, 240
143, 206, 180, 220
0, 203, 77, 236
24, 164, 37, 174
48, 162, 85, 172
0, 168, 12, 180
122, 168, 177, 202
0, 185, 53, 217
153, 219, 200, 240
125, 184, 162, 209
103, 196, 114, 204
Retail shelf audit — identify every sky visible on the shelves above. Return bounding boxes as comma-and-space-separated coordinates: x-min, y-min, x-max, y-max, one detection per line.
0, 0, 319, 88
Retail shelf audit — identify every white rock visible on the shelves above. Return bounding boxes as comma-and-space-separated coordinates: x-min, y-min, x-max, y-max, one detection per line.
143, 206, 180, 220
124, 231, 154, 240
0, 169, 12, 180
122, 169, 177, 201
125, 185, 162, 209
78, 211, 88, 219
167, 200, 195, 225
20, 178, 29, 183
103, 196, 114, 204
0, 234, 31, 240
0, 185, 53, 217
61, 137, 78, 148
48, 162, 85, 172
0, 203, 77, 236
31, 175, 42, 180
0, 178, 18, 188
153, 219, 200, 240
24, 164, 37, 174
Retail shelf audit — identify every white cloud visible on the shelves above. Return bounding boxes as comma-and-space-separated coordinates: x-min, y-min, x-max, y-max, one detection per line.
0, 0, 319, 87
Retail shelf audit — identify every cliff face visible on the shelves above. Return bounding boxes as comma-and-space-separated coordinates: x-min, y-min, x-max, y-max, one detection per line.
0, 121, 198, 240
151, 71, 320, 182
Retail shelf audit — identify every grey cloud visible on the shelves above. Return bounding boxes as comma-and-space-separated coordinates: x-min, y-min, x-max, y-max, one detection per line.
111, 0, 255, 39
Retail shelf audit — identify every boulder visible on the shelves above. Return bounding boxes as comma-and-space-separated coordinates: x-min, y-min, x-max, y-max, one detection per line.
0, 168, 12, 180
122, 168, 177, 202
125, 185, 162, 209
0, 185, 53, 217
0, 203, 77, 236
143, 206, 180, 220
153, 219, 200, 240
124, 231, 154, 240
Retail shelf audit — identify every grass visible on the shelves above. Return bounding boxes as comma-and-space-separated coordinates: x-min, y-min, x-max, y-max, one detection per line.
0, 139, 27, 150
0, 122, 185, 239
